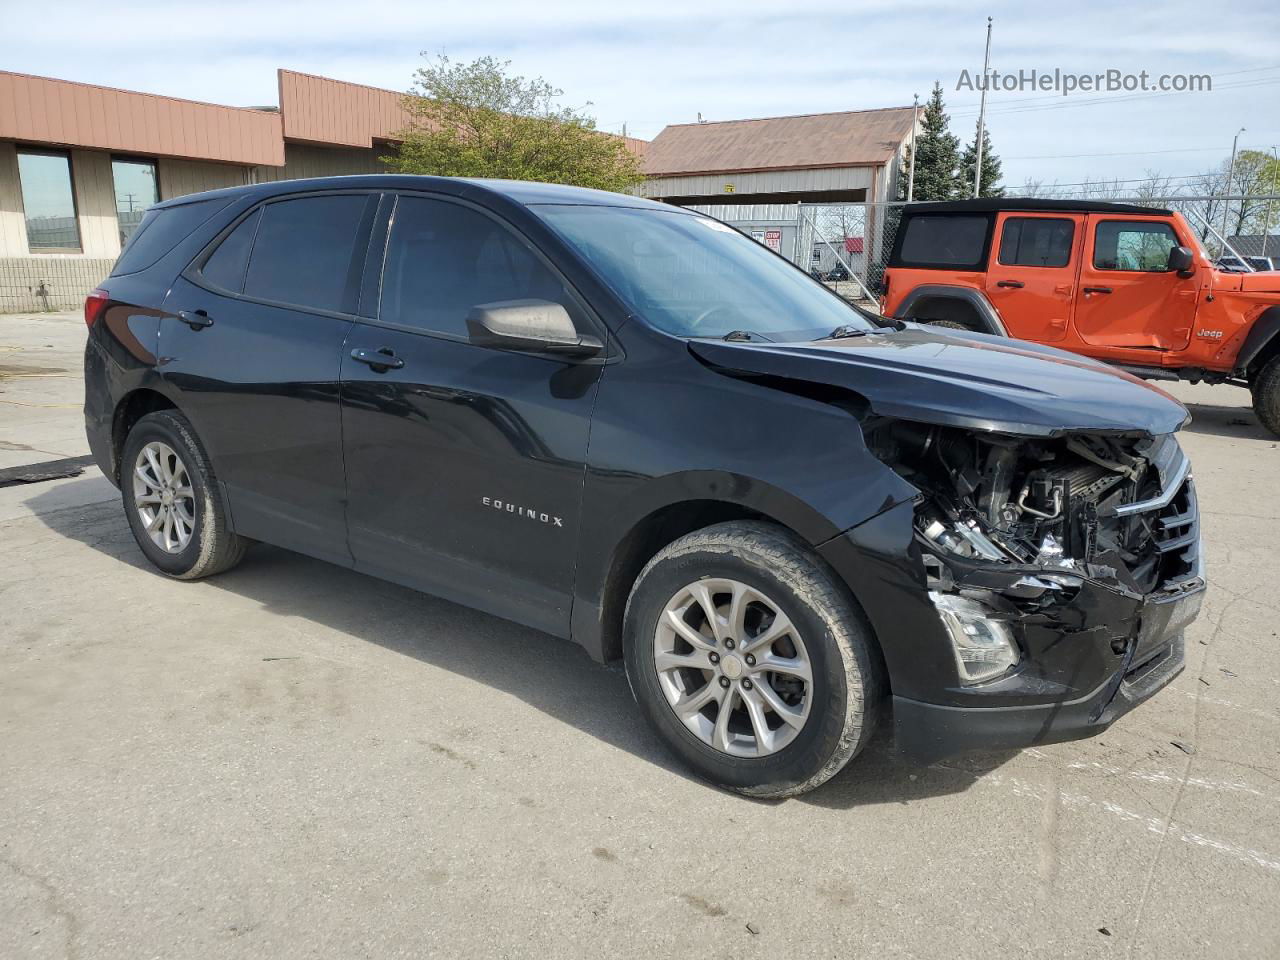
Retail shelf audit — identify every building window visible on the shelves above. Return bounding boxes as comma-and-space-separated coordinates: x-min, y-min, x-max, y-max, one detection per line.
17, 150, 81, 253
111, 157, 159, 246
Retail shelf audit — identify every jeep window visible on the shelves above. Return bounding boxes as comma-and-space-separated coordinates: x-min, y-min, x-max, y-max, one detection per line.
535, 205, 873, 341
1093, 220, 1180, 272
898, 215, 989, 269
380, 196, 574, 338
242, 195, 369, 312
998, 217, 1074, 268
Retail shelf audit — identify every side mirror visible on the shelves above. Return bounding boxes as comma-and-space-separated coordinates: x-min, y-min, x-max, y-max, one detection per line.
465, 299, 602, 358
1167, 245, 1195, 277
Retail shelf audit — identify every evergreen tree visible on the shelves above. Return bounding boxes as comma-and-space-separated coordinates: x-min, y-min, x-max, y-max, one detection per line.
960, 121, 1004, 198
899, 82, 961, 201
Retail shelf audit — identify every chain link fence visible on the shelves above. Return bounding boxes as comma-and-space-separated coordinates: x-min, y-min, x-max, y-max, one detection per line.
690, 196, 1280, 312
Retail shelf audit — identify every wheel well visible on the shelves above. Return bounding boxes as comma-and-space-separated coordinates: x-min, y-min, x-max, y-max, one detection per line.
112, 389, 176, 482
1247, 333, 1280, 383
908, 295, 983, 330
597, 501, 768, 663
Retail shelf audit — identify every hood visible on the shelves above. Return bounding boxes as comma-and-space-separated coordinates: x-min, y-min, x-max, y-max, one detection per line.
688, 325, 1189, 437
1213, 270, 1280, 294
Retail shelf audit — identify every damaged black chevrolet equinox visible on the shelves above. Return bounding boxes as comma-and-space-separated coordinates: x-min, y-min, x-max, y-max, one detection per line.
84, 176, 1205, 797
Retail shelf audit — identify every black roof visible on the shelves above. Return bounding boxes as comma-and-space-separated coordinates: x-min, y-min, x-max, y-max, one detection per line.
901, 198, 1173, 217
154, 174, 667, 211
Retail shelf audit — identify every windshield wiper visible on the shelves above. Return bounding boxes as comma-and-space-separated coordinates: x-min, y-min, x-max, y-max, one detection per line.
825, 324, 869, 339
721, 330, 774, 342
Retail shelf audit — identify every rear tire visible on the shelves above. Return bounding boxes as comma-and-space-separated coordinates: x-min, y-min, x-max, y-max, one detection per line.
121, 410, 248, 579
926, 319, 972, 331
1252, 354, 1280, 438
623, 521, 884, 798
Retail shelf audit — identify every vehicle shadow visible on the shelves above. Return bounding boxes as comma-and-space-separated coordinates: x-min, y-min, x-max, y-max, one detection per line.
28, 480, 1011, 809
1178, 400, 1272, 441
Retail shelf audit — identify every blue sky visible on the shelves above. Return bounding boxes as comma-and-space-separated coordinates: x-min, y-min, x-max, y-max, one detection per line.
8, 0, 1278, 192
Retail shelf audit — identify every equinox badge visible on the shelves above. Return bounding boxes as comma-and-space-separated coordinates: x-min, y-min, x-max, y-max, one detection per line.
482, 496, 563, 527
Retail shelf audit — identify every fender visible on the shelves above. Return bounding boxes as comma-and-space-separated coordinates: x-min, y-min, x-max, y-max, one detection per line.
894, 284, 1008, 337
569, 467, 919, 662
1234, 305, 1280, 376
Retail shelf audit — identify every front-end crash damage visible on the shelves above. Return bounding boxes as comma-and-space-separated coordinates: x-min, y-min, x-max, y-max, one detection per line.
865, 418, 1203, 683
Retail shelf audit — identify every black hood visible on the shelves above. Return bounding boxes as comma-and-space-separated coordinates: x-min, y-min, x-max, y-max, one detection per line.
688, 325, 1189, 437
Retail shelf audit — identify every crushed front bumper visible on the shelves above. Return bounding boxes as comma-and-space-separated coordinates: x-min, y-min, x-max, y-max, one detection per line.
893, 629, 1187, 764
818, 493, 1205, 765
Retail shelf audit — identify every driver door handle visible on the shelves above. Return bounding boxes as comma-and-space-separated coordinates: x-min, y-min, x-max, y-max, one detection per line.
1083, 286, 1112, 295
995, 280, 1024, 288
177, 309, 214, 330
351, 347, 405, 371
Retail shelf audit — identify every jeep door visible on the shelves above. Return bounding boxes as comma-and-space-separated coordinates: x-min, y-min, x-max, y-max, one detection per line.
339, 193, 605, 638
161, 191, 379, 566
983, 212, 1083, 343
1074, 215, 1199, 351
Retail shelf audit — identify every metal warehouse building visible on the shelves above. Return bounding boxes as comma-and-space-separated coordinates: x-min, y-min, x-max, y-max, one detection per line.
639, 107, 917, 206
0, 69, 630, 313
1, 65, 909, 313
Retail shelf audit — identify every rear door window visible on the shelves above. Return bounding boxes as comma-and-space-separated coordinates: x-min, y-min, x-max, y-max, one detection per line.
242, 195, 372, 313
897, 215, 989, 269
379, 195, 573, 338
998, 217, 1074, 267
111, 198, 231, 276
1093, 221, 1180, 272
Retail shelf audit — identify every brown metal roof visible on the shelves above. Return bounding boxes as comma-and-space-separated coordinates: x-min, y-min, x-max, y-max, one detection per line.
642, 106, 914, 176
277, 69, 416, 148
0, 70, 284, 166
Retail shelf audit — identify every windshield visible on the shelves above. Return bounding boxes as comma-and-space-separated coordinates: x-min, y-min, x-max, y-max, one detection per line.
534, 204, 876, 341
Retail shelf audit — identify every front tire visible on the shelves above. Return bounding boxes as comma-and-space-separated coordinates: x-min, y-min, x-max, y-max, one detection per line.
1252, 354, 1280, 438
121, 410, 248, 579
623, 521, 884, 798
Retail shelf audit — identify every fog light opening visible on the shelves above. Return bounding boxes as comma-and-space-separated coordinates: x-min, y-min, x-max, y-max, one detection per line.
928, 591, 1020, 684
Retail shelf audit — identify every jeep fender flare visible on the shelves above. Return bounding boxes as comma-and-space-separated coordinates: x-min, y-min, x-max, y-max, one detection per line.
1235, 305, 1280, 378
894, 284, 1008, 337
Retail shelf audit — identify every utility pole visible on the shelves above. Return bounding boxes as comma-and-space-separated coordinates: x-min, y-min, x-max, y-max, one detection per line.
907, 93, 919, 202
1222, 127, 1245, 252
973, 16, 993, 199
1264, 145, 1278, 260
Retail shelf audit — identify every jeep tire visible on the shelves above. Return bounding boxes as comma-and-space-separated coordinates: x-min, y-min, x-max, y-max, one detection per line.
1252, 354, 1280, 438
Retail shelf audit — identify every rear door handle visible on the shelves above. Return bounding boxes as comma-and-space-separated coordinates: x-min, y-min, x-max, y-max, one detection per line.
1083, 286, 1112, 295
177, 309, 214, 330
996, 280, 1025, 289
350, 347, 404, 371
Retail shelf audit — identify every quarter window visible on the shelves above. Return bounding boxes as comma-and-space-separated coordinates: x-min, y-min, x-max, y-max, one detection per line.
200, 209, 262, 293
17, 150, 80, 253
898, 215, 989, 269
1093, 221, 1180, 272
380, 196, 572, 337
111, 158, 159, 246
998, 217, 1074, 268
242, 195, 371, 313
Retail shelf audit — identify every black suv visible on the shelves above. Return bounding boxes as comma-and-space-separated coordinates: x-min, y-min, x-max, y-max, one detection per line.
84, 176, 1205, 797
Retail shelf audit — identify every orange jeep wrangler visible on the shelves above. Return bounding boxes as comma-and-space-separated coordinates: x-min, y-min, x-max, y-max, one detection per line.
880, 199, 1280, 436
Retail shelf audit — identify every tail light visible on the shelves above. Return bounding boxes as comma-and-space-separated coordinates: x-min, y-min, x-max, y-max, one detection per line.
84, 288, 109, 328
880, 273, 890, 311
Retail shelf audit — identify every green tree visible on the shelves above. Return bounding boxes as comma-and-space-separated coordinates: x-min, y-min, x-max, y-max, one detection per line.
899, 82, 961, 201
385, 55, 644, 193
960, 120, 1004, 198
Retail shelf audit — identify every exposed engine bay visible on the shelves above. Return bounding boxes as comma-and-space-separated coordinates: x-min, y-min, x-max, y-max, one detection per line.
866, 421, 1197, 598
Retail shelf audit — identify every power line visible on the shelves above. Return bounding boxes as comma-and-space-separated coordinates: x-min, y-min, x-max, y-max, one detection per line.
1006, 143, 1280, 161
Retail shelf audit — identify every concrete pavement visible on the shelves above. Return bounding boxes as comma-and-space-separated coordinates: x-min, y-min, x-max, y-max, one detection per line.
1, 311, 1277, 959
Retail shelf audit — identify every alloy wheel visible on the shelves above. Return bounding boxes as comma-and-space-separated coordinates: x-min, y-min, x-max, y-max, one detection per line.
132, 440, 196, 554
653, 578, 813, 757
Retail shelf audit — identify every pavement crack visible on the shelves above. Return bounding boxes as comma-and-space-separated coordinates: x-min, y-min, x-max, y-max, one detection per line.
0, 852, 80, 959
